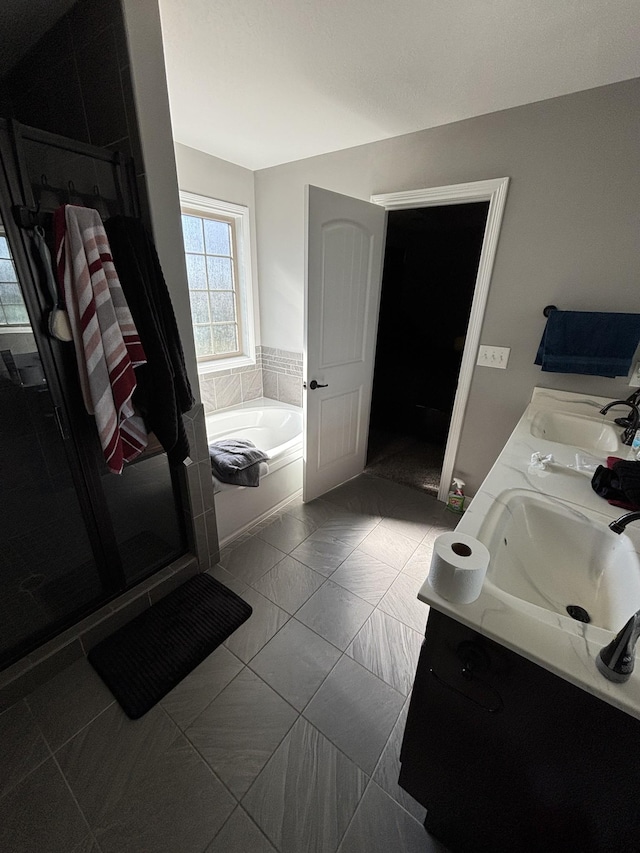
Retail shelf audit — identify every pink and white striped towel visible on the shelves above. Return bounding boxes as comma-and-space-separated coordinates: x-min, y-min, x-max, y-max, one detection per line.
54, 204, 148, 474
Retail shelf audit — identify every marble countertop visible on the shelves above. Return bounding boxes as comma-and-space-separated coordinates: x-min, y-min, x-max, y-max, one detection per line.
418, 387, 640, 720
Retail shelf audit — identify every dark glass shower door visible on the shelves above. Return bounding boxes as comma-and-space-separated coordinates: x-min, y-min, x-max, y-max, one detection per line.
0, 224, 108, 662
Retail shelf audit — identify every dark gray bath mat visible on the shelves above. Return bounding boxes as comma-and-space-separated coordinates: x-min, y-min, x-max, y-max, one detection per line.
88, 573, 252, 719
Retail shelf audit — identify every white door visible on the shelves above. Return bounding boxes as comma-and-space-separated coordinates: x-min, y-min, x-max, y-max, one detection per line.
303, 185, 386, 502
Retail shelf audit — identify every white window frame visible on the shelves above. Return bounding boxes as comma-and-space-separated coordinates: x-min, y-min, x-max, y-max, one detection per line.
179, 190, 256, 374
0, 228, 30, 332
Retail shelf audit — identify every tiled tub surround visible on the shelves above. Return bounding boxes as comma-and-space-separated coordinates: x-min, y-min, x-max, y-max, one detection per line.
182, 403, 220, 568
261, 346, 303, 408
0, 474, 454, 853
199, 347, 303, 413
0, 403, 218, 707
418, 387, 640, 721
206, 400, 304, 546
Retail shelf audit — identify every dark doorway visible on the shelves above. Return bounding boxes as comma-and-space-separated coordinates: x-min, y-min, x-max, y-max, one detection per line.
366, 201, 490, 495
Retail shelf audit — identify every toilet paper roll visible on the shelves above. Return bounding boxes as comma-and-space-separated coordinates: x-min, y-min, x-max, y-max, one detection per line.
428, 532, 490, 604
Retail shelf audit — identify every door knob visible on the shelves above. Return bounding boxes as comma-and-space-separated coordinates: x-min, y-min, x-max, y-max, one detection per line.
307, 380, 328, 390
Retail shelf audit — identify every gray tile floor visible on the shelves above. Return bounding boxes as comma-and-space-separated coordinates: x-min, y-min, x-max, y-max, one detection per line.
0, 473, 455, 853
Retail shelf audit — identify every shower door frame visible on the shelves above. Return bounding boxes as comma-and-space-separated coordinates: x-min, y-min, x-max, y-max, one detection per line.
0, 120, 187, 668
0, 124, 127, 667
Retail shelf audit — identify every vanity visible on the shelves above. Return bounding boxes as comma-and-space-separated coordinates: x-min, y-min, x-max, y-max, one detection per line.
400, 388, 640, 852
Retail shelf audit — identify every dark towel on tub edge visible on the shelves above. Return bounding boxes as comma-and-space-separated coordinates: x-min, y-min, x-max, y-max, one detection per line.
209, 438, 270, 487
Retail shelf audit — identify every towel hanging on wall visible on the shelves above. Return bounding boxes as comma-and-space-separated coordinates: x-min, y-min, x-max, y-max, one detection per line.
54, 204, 148, 473
535, 309, 640, 377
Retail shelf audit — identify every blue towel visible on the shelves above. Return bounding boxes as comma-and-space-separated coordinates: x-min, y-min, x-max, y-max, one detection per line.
209, 439, 269, 487
535, 310, 640, 377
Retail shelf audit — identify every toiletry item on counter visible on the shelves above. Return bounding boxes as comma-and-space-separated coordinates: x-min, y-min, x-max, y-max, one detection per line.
428, 532, 490, 604
530, 451, 554, 471
567, 453, 599, 473
632, 430, 640, 460
446, 478, 466, 513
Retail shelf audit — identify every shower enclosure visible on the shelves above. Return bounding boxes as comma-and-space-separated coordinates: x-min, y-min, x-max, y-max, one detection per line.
0, 119, 186, 669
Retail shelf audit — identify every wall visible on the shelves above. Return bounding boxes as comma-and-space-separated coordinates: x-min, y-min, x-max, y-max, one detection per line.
174, 142, 303, 410
121, 0, 219, 567
4, 0, 147, 221
2, 0, 199, 397
4, 0, 213, 557
254, 79, 640, 493
174, 142, 262, 410
7, 0, 224, 582
175, 142, 255, 210
0, 0, 217, 696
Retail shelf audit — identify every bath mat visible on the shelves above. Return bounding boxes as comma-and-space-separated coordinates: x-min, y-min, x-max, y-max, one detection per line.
88, 573, 252, 719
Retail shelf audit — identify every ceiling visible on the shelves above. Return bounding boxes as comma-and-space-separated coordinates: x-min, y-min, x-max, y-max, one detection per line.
158, 0, 640, 171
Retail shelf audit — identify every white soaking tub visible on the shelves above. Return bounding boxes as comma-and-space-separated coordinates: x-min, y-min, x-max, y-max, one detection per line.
205, 399, 303, 545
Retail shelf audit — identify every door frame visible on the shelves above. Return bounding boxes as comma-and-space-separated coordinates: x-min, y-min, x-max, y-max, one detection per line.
371, 177, 510, 502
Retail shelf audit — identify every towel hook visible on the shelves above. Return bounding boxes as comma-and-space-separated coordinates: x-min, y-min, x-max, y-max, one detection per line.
543, 305, 558, 317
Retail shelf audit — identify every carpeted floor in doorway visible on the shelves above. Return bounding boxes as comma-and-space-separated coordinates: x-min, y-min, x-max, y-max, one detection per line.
365, 432, 445, 495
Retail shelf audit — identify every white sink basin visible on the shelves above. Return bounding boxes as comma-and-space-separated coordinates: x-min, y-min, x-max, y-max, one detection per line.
479, 490, 640, 631
530, 410, 620, 454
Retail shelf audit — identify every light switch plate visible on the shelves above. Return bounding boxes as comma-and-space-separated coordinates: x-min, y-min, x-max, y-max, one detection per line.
629, 361, 640, 387
477, 345, 510, 369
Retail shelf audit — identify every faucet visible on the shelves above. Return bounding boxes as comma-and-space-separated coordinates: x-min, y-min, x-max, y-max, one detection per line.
609, 511, 640, 534
599, 399, 640, 446
596, 610, 640, 682
596, 513, 640, 681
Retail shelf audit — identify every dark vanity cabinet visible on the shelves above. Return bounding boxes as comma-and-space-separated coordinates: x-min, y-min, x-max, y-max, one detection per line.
399, 609, 640, 853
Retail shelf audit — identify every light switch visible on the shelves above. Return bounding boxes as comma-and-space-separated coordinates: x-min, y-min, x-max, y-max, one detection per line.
477, 345, 510, 369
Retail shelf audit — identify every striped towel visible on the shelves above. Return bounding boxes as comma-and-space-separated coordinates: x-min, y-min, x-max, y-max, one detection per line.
54, 205, 148, 474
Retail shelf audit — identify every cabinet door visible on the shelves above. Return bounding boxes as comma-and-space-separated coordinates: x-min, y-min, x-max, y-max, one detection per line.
400, 609, 640, 853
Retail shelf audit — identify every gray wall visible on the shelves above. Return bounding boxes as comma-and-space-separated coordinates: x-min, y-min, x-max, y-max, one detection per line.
254, 78, 640, 493
174, 140, 264, 413
174, 144, 260, 319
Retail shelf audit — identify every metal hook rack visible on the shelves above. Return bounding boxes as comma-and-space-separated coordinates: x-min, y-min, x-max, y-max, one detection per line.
11, 175, 112, 230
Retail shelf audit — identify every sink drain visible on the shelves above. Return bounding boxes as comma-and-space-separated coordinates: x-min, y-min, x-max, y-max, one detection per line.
566, 605, 590, 623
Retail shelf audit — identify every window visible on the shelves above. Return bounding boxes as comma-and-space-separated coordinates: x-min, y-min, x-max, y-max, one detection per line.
0, 232, 29, 328
180, 192, 255, 371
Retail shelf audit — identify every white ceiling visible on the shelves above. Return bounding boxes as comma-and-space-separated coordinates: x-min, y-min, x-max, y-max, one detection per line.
158, 0, 640, 171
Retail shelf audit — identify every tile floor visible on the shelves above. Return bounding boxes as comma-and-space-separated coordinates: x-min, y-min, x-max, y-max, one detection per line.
0, 473, 456, 853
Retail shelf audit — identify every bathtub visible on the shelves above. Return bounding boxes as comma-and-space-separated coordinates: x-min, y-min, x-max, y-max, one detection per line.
205, 399, 303, 545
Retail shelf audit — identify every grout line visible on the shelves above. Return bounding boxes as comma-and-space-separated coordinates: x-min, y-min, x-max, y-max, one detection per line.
163, 711, 240, 808
182, 667, 300, 809
334, 775, 378, 853
238, 709, 373, 844
234, 805, 279, 852
47, 742, 95, 849
175, 661, 248, 732
41, 699, 117, 755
